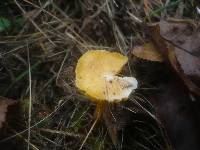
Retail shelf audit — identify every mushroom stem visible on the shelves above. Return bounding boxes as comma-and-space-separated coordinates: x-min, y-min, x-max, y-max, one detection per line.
79, 102, 106, 150
94, 101, 107, 120
79, 114, 99, 150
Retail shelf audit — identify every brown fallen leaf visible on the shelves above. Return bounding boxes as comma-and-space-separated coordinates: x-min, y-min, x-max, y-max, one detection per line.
159, 20, 200, 57
132, 42, 164, 62
0, 96, 17, 129
159, 21, 200, 84
149, 20, 200, 96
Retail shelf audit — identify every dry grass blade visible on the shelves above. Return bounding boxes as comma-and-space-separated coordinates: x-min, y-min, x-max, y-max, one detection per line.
27, 43, 32, 150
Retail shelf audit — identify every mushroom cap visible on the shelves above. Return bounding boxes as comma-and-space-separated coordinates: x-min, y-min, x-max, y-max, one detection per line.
75, 50, 137, 102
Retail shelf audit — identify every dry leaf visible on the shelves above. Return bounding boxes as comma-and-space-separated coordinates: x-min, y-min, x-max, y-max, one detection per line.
132, 42, 164, 62
159, 21, 200, 83
159, 20, 200, 56
149, 20, 200, 96
0, 96, 17, 129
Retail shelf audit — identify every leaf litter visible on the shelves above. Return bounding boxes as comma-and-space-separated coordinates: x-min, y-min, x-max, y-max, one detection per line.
132, 19, 200, 150
149, 20, 200, 96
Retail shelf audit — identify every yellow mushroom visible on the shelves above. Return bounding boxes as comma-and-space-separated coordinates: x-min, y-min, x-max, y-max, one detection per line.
75, 50, 138, 149
75, 50, 138, 102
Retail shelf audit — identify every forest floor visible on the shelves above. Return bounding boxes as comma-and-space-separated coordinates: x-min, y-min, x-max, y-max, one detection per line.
0, 0, 199, 150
